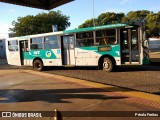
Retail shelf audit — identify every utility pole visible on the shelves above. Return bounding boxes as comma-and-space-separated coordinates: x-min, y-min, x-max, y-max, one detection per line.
92, 0, 96, 27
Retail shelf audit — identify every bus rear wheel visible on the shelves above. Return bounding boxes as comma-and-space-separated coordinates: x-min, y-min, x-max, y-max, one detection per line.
102, 57, 114, 72
33, 59, 44, 71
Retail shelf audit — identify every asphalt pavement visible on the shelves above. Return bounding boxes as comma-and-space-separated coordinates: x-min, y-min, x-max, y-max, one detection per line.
0, 69, 159, 120
1, 58, 160, 94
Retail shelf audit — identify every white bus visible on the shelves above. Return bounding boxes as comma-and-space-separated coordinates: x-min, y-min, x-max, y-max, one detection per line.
6, 23, 149, 72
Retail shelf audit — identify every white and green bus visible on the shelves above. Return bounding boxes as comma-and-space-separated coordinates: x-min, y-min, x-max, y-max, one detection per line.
6, 23, 149, 72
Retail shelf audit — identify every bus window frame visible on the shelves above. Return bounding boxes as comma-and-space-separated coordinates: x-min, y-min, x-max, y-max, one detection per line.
8, 40, 19, 52
44, 35, 60, 49
30, 37, 43, 50
76, 31, 94, 47
95, 29, 118, 46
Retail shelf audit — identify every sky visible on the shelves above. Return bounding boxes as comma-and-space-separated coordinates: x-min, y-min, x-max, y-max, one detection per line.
0, 0, 160, 38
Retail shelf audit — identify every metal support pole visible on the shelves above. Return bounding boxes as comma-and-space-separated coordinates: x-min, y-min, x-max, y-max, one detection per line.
92, 0, 96, 27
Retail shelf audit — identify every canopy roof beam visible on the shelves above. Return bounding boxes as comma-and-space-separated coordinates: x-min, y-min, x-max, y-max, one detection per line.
0, 0, 74, 10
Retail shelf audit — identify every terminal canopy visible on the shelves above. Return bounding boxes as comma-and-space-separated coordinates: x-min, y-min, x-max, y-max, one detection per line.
0, 0, 74, 10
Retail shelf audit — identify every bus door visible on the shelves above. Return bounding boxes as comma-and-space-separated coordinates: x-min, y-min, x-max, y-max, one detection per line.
120, 28, 140, 64
7, 40, 21, 66
19, 40, 29, 65
61, 35, 75, 65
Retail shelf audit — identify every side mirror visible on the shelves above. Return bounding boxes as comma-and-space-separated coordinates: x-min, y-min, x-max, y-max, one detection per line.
142, 40, 148, 48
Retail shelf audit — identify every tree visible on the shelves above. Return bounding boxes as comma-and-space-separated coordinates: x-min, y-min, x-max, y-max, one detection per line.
126, 10, 151, 22
78, 18, 98, 28
78, 10, 151, 28
146, 12, 160, 37
78, 10, 160, 37
79, 12, 125, 28
10, 11, 70, 36
97, 12, 124, 25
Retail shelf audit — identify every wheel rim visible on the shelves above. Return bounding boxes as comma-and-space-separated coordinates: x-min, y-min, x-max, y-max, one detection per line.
103, 61, 110, 70
35, 62, 41, 69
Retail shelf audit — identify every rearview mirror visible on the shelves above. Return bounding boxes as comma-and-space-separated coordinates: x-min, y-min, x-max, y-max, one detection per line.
142, 40, 148, 48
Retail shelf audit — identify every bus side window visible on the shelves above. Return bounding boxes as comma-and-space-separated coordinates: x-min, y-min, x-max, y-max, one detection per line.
8, 40, 18, 51
76, 32, 94, 47
96, 29, 116, 45
106, 29, 116, 45
96, 30, 106, 45
44, 35, 59, 49
30, 37, 43, 50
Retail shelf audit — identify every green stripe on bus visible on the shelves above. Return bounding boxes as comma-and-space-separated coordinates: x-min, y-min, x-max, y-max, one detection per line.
23, 50, 57, 60
64, 23, 129, 34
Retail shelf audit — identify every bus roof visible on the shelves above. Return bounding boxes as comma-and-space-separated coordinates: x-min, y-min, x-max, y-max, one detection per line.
7, 31, 63, 40
64, 23, 133, 34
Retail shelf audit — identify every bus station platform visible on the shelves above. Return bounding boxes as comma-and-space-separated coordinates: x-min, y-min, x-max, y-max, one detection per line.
0, 69, 159, 119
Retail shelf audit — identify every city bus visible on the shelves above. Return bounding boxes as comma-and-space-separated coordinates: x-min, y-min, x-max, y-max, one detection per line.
6, 23, 149, 72
148, 38, 160, 63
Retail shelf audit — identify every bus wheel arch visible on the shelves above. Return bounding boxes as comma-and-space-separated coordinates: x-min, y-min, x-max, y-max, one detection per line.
98, 55, 116, 72
33, 58, 44, 71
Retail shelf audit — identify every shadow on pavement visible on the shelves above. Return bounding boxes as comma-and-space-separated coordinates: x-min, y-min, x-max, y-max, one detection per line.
44, 61, 160, 72
153, 92, 160, 95
0, 64, 32, 70
0, 88, 128, 103
1, 62, 160, 72
117, 65, 160, 72
46, 65, 160, 72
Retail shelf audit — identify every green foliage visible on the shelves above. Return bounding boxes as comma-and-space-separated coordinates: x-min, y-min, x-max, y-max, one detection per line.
78, 10, 160, 37
146, 12, 160, 37
78, 18, 97, 28
127, 10, 151, 22
10, 11, 70, 36
79, 12, 124, 28
97, 12, 125, 25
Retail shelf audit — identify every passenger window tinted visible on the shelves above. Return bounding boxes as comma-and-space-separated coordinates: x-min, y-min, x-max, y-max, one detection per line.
96, 29, 116, 45
44, 36, 59, 49
8, 40, 18, 51
76, 32, 94, 47
31, 37, 43, 50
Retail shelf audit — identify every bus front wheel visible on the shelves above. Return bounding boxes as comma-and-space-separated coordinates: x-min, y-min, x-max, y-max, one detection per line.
33, 59, 44, 71
102, 57, 114, 72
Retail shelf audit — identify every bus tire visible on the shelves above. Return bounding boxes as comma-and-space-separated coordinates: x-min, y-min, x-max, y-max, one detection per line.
33, 59, 44, 71
102, 57, 114, 72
